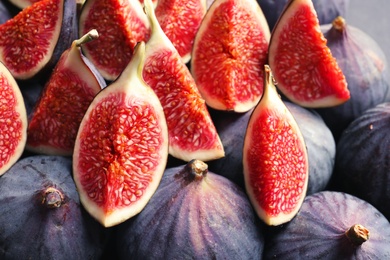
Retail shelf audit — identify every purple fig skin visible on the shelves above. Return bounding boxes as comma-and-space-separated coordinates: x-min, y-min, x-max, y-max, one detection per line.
0, 0, 18, 24
0, 155, 109, 259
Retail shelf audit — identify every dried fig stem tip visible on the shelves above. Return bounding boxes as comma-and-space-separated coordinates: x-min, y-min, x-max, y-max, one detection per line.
186, 159, 208, 180
345, 224, 370, 246
42, 187, 64, 209
332, 16, 346, 32
75, 29, 99, 47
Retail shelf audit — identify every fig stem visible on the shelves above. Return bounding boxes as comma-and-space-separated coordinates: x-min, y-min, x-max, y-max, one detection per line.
332, 16, 346, 32
345, 224, 369, 246
42, 187, 64, 209
186, 159, 208, 180
75, 29, 99, 47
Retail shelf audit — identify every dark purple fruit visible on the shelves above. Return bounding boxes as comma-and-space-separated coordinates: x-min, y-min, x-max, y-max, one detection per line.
264, 191, 390, 259
0, 155, 108, 259
316, 16, 390, 141
332, 102, 390, 220
114, 159, 265, 259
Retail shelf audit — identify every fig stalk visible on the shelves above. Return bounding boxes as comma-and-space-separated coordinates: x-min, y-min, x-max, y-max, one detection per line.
332, 16, 346, 32
185, 159, 208, 181
75, 29, 99, 47
42, 187, 64, 208
345, 224, 370, 246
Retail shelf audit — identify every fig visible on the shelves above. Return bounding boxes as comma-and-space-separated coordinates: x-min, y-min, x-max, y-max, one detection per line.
155, 0, 206, 63
332, 102, 390, 220
114, 159, 265, 259
264, 191, 390, 259
0, 155, 108, 259
243, 65, 309, 226
0, 61, 27, 176
268, 0, 350, 108
73, 42, 169, 227
142, 0, 224, 162
258, 0, 350, 31
79, 0, 150, 81
191, 0, 270, 112
0, 0, 19, 25
26, 29, 106, 156
0, 0, 77, 81
316, 16, 390, 141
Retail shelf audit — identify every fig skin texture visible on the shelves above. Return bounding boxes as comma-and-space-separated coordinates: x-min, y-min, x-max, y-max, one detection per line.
332, 102, 390, 220
0, 155, 108, 260
114, 160, 264, 259
264, 191, 390, 259
316, 16, 390, 141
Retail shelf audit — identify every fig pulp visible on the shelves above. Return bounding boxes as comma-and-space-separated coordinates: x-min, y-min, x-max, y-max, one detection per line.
26, 30, 105, 156
114, 160, 265, 259
243, 65, 309, 226
155, 0, 206, 63
191, 0, 270, 112
73, 42, 169, 227
268, 0, 350, 108
0, 61, 27, 176
142, 0, 224, 162
79, 0, 150, 81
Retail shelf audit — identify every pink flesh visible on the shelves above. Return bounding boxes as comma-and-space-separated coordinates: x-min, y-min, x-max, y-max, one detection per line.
192, 0, 268, 109
0, 0, 60, 75
0, 73, 24, 168
246, 110, 307, 217
27, 66, 99, 152
143, 49, 220, 152
77, 92, 165, 213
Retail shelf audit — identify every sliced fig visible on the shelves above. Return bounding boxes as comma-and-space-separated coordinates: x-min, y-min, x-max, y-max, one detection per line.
268, 0, 350, 108
142, 0, 224, 162
243, 65, 309, 226
73, 42, 169, 227
26, 30, 106, 156
0, 61, 27, 176
79, 0, 150, 81
155, 0, 207, 63
0, 0, 77, 81
191, 0, 270, 112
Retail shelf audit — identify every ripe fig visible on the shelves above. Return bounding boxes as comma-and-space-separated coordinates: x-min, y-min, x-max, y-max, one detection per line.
0, 155, 108, 259
79, 0, 150, 81
26, 29, 106, 156
316, 16, 390, 141
0, 61, 27, 176
0, 0, 78, 81
142, 0, 224, 162
268, 0, 350, 108
243, 65, 309, 226
114, 159, 265, 259
155, 0, 206, 63
191, 0, 270, 112
73, 42, 169, 227
264, 191, 390, 259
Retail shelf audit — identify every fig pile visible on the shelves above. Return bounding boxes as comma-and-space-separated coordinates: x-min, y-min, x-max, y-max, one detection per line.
0, 0, 389, 258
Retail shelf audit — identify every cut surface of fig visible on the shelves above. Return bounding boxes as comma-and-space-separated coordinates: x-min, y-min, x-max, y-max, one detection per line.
79, 0, 150, 81
191, 0, 270, 112
243, 65, 309, 226
0, 61, 27, 176
0, 0, 64, 80
142, 0, 224, 162
26, 30, 105, 156
268, 0, 350, 108
73, 42, 168, 227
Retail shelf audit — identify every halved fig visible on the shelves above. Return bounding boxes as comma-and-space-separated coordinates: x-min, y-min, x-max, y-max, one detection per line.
142, 0, 224, 162
0, 0, 77, 81
191, 0, 270, 112
268, 0, 350, 108
26, 30, 106, 156
243, 65, 309, 226
73, 42, 169, 227
79, 0, 150, 81
155, 0, 207, 63
0, 61, 27, 176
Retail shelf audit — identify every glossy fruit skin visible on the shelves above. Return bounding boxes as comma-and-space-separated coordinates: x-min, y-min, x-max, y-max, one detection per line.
0, 155, 108, 259
332, 102, 390, 220
257, 0, 350, 31
114, 161, 265, 259
264, 191, 390, 259
316, 18, 390, 141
